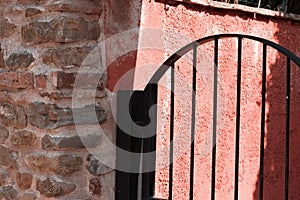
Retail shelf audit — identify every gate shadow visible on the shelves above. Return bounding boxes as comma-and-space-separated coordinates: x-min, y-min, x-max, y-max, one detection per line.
253, 19, 300, 200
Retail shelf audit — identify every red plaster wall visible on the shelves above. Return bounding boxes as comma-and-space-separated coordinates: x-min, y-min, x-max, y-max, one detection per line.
135, 1, 300, 199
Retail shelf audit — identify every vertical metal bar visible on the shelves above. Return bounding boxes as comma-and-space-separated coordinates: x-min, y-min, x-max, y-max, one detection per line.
259, 43, 267, 200
169, 64, 175, 200
116, 90, 143, 200
142, 84, 158, 200
234, 37, 242, 200
189, 45, 197, 200
285, 58, 291, 200
211, 37, 219, 200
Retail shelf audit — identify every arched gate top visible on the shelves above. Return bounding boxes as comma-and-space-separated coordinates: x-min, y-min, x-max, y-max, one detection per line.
147, 33, 300, 87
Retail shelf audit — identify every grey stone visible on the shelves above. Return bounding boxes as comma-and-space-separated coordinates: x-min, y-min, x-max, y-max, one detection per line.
23, 191, 36, 200
0, 102, 27, 129
25, 8, 42, 17
6, 51, 35, 70
28, 102, 106, 129
87, 154, 113, 176
42, 134, 101, 150
0, 145, 18, 168
0, 125, 9, 143
0, 185, 18, 200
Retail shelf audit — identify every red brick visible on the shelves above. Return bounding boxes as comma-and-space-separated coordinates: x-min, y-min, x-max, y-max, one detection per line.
35, 75, 47, 89
0, 72, 33, 90
52, 71, 105, 90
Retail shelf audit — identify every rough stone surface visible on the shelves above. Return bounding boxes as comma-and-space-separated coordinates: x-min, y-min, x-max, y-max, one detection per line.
22, 15, 100, 44
42, 134, 101, 150
36, 177, 76, 197
89, 178, 101, 196
0, 144, 18, 168
25, 8, 42, 17
0, 46, 5, 68
0, 171, 8, 186
0, 72, 34, 90
0, 17, 17, 39
11, 130, 36, 147
28, 102, 106, 129
40, 89, 107, 99
16, 171, 32, 189
47, 0, 102, 15
0, 125, 9, 143
0, 185, 18, 200
43, 46, 94, 68
6, 51, 35, 70
25, 154, 83, 176
0, 102, 27, 129
87, 154, 113, 176
23, 191, 36, 200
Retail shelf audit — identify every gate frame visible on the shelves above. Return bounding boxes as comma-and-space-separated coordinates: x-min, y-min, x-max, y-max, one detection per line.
115, 34, 300, 200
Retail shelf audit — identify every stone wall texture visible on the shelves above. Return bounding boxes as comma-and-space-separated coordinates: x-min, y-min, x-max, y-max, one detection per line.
0, 0, 115, 199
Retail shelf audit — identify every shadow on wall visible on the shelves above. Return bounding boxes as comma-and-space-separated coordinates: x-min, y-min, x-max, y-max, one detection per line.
105, 0, 143, 91
253, 19, 300, 199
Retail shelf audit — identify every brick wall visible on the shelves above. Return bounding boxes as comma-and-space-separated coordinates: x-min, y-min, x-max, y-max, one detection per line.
0, 0, 115, 199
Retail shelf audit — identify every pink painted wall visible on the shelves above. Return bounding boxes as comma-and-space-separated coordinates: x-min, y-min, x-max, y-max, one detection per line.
107, 1, 300, 199
136, 1, 300, 200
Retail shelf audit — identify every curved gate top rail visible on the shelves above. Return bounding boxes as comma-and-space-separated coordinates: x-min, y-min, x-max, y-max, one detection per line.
116, 34, 300, 200
147, 33, 300, 86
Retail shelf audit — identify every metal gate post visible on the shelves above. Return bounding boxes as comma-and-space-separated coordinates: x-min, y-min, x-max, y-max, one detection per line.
115, 84, 158, 200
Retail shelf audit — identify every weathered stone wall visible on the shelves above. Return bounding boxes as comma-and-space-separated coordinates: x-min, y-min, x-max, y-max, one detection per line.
0, 0, 115, 199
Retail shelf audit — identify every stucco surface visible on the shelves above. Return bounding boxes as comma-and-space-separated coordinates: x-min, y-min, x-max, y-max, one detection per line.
133, 1, 300, 199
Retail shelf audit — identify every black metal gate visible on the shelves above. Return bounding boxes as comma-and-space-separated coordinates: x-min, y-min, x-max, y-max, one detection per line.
115, 34, 300, 200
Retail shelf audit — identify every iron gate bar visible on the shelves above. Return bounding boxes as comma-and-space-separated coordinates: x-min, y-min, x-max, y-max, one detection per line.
211, 37, 219, 200
141, 84, 158, 200
259, 43, 267, 200
116, 90, 143, 200
189, 44, 197, 200
168, 63, 175, 200
116, 34, 300, 200
285, 58, 291, 200
234, 36, 242, 200
144, 34, 300, 200
147, 34, 300, 85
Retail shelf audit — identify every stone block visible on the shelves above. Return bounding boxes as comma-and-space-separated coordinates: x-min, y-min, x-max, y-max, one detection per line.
6, 51, 35, 70
0, 101, 27, 129
47, 0, 102, 15
16, 171, 33, 189
0, 125, 9, 143
0, 186, 17, 200
43, 46, 94, 69
11, 130, 36, 147
87, 154, 113, 176
22, 15, 100, 44
0, 72, 34, 90
89, 178, 101, 196
52, 71, 105, 90
28, 102, 106, 129
0, 145, 18, 168
25, 154, 83, 176
36, 177, 76, 197
42, 134, 101, 150
0, 17, 17, 39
